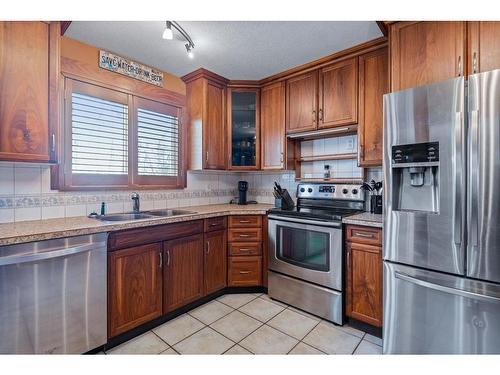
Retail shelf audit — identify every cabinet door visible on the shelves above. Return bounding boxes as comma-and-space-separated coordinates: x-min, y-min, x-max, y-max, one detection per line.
358, 48, 388, 167
163, 234, 204, 313
346, 242, 382, 327
390, 21, 465, 91
108, 243, 163, 338
261, 82, 286, 170
204, 229, 227, 295
227, 88, 260, 170
468, 21, 500, 74
204, 80, 226, 169
318, 57, 358, 128
0, 21, 59, 162
286, 71, 318, 134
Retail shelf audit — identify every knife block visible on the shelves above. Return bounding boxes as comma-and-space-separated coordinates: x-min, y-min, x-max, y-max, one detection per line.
274, 189, 295, 210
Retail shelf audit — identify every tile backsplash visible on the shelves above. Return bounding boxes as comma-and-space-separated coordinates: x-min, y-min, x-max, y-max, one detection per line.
0, 162, 384, 223
0, 163, 243, 223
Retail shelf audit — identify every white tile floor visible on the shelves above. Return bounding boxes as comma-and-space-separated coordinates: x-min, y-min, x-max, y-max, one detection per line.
105, 293, 382, 355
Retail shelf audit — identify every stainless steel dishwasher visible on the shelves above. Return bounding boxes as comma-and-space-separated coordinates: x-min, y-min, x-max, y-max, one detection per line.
0, 233, 107, 354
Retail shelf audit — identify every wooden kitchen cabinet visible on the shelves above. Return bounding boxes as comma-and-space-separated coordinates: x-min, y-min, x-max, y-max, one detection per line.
227, 87, 260, 170
345, 224, 382, 327
286, 70, 318, 134
182, 69, 227, 170
108, 243, 163, 338
346, 241, 383, 327
318, 57, 358, 129
467, 21, 500, 74
163, 234, 204, 313
204, 229, 227, 295
358, 47, 388, 167
260, 81, 286, 170
390, 21, 466, 91
0, 21, 60, 162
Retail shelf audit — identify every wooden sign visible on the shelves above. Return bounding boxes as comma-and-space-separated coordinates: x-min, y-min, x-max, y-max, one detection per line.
99, 50, 164, 87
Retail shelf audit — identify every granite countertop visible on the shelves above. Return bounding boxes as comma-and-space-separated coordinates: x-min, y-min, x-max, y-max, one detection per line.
342, 212, 383, 228
0, 203, 273, 246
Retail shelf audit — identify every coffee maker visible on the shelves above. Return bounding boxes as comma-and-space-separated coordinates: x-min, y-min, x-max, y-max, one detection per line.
238, 181, 248, 205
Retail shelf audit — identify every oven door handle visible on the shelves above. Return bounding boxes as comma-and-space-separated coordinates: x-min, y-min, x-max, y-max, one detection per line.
268, 214, 341, 228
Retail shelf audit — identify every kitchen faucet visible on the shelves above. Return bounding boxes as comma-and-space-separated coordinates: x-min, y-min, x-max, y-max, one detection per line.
131, 193, 140, 212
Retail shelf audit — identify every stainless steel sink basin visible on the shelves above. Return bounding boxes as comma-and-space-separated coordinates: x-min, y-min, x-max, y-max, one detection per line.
96, 209, 196, 222
97, 213, 155, 222
143, 209, 196, 217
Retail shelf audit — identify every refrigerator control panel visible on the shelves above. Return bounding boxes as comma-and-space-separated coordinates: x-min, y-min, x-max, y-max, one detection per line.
392, 142, 439, 164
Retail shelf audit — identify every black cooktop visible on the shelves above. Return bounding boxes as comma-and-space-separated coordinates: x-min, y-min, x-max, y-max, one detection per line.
268, 206, 362, 222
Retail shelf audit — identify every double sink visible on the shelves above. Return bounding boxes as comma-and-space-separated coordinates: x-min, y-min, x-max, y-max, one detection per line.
97, 209, 196, 222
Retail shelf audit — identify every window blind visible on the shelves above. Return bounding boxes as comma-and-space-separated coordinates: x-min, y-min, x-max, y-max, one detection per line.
71, 92, 128, 175
137, 107, 179, 176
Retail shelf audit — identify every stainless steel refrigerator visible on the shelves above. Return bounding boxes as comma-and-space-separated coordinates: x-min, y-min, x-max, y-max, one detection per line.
383, 69, 500, 354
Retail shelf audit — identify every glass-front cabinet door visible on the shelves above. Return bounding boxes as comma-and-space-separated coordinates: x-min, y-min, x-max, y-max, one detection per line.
228, 88, 260, 169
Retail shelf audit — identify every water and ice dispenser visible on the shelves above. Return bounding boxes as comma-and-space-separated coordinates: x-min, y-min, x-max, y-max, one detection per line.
391, 142, 440, 213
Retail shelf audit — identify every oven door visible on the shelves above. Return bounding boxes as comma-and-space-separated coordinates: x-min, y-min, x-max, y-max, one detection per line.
268, 215, 342, 290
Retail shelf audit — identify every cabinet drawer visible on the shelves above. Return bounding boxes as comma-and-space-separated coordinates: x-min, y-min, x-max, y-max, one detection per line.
229, 242, 262, 256
346, 225, 382, 246
228, 227, 262, 242
229, 215, 262, 228
204, 216, 227, 232
228, 256, 262, 286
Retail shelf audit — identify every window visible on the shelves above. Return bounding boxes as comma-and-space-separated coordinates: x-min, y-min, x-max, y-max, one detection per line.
59, 79, 185, 190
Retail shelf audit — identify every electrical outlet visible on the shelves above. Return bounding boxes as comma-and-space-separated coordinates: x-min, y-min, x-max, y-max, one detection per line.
347, 138, 354, 150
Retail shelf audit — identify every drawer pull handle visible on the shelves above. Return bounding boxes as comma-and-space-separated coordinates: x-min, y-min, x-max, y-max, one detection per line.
239, 220, 251, 223
239, 248, 251, 252
239, 271, 251, 274
239, 234, 251, 237
354, 232, 374, 238
210, 223, 219, 226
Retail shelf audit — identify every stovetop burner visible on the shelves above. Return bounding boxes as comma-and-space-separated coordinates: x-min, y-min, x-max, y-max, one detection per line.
268, 206, 362, 222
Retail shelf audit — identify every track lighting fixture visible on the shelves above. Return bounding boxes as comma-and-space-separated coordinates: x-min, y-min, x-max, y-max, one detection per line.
163, 21, 195, 59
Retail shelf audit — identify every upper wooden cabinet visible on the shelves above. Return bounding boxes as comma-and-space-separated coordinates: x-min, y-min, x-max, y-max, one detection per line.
227, 87, 260, 170
286, 71, 318, 134
183, 69, 227, 170
285, 57, 359, 134
0, 21, 60, 163
318, 57, 358, 129
108, 243, 163, 338
468, 21, 500, 74
163, 234, 204, 313
390, 21, 466, 91
260, 82, 286, 170
358, 48, 388, 167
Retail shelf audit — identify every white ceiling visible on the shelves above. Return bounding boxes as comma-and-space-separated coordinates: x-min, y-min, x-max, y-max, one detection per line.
66, 21, 382, 80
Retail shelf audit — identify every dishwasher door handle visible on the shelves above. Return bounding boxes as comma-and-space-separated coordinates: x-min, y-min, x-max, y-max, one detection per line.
0, 242, 105, 266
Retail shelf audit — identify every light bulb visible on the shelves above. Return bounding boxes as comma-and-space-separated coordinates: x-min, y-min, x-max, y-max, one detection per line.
186, 44, 194, 59
162, 21, 173, 40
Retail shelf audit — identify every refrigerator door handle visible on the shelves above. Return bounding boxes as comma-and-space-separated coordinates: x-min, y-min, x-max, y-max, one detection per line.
453, 111, 464, 247
395, 271, 500, 304
469, 109, 480, 248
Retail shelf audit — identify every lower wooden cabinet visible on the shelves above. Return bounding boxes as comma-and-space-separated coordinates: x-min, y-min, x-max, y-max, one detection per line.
346, 225, 383, 327
163, 234, 204, 313
228, 256, 262, 286
204, 229, 227, 294
108, 243, 163, 338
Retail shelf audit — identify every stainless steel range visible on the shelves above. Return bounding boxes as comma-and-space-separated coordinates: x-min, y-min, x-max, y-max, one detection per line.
268, 182, 364, 324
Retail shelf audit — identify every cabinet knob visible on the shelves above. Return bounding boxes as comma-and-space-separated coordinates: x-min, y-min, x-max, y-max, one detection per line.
319, 108, 323, 122
22, 128, 31, 141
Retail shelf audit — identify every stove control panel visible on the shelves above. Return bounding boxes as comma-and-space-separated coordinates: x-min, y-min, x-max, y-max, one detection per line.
296, 183, 364, 201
